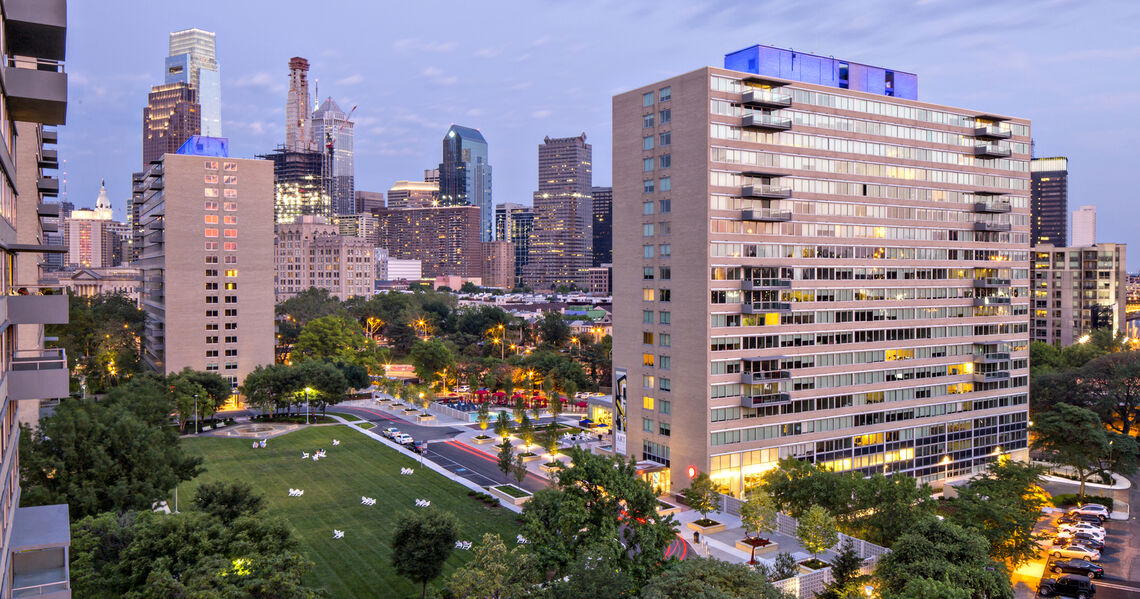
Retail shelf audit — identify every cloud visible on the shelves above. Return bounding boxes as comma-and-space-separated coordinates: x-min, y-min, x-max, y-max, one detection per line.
530, 36, 552, 47
420, 66, 458, 86
531, 109, 552, 119
393, 39, 458, 53
474, 46, 504, 59
466, 108, 485, 117
230, 71, 286, 94
337, 74, 364, 86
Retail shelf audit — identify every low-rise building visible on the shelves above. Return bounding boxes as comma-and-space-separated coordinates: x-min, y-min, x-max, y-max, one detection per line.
374, 248, 422, 283
275, 215, 374, 301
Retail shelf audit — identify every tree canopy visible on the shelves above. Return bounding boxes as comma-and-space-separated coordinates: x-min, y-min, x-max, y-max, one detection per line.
639, 558, 789, 599
390, 508, 459, 599
1032, 402, 1138, 497
48, 293, 146, 393
947, 460, 1049, 566
874, 517, 1012, 599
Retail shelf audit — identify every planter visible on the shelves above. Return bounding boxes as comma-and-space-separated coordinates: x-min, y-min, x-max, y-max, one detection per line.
656, 500, 681, 517
735, 538, 779, 555
471, 435, 496, 445
416, 414, 436, 422
540, 462, 564, 475
518, 452, 542, 463
798, 558, 830, 573
488, 484, 533, 506
686, 520, 727, 535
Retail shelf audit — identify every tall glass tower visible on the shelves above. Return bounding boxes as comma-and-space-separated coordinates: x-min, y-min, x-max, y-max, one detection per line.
166, 28, 221, 137
439, 125, 493, 241
311, 97, 355, 215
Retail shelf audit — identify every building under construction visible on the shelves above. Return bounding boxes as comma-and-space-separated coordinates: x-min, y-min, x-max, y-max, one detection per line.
258, 146, 332, 224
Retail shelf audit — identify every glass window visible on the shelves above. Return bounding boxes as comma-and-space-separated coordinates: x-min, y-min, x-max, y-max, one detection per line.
643, 91, 655, 106
643, 310, 653, 324
643, 114, 655, 128
659, 355, 671, 369
204, 228, 218, 238
659, 333, 671, 347
659, 244, 671, 257
659, 86, 671, 102
643, 266, 654, 280
643, 223, 655, 237
659, 312, 671, 325
659, 199, 671, 213
660, 399, 671, 414
205, 201, 218, 210
643, 396, 655, 410
659, 131, 671, 146
659, 266, 671, 279
642, 288, 655, 301
643, 136, 654, 151
659, 177, 671, 191
204, 174, 218, 184
223, 162, 238, 171
643, 201, 655, 215
659, 154, 671, 169
204, 160, 218, 170
643, 180, 655, 193
643, 158, 654, 172
643, 418, 654, 432
224, 202, 237, 211
223, 189, 238, 198
643, 245, 654, 258
205, 188, 219, 197
223, 175, 238, 185
660, 109, 671, 124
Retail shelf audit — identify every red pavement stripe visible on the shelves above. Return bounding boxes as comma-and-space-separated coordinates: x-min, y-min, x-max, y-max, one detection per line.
444, 440, 549, 484
339, 406, 399, 423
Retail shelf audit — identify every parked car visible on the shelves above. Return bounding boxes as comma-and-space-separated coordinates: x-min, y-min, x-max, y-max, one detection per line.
1058, 532, 1104, 550
457, 385, 470, 393
1048, 559, 1104, 579
1070, 504, 1110, 520
393, 433, 415, 445
410, 442, 427, 455
1059, 522, 1105, 536
1059, 512, 1108, 526
1037, 574, 1095, 598
1051, 544, 1101, 562
1057, 525, 1106, 542
381, 427, 400, 439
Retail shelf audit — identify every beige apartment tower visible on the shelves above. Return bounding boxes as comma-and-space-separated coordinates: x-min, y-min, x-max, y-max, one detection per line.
1032, 243, 1127, 346
613, 63, 1031, 495
139, 145, 275, 392
275, 215, 374, 302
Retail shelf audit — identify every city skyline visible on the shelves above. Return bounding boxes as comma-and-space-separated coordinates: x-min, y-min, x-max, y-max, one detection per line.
63, 1, 1140, 252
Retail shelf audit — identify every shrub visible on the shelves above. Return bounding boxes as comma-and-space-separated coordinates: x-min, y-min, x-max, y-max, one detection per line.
1052, 494, 1113, 510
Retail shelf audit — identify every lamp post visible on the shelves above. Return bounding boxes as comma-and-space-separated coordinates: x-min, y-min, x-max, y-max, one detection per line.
194, 394, 199, 435
304, 387, 312, 424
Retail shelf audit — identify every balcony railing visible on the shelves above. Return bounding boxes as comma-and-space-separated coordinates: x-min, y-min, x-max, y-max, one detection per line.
3, 58, 67, 126
4, 0, 67, 62
974, 221, 1012, 232
973, 296, 1011, 307
973, 278, 1011, 288
742, 113, 792, 130
9, 348, 69, 401
741, 371, 790, 384
973, 125, 1011, 139
741, 392, 792, 408
973, 143, 1012, 158
974, 352, 1011, 363
742, 279, 792, 290
741, 184, 792, 199
973, 201, 1011, 213
741, 208, 792, 222
37, 176, 59, 197
973, 371, 1011, 383
741, 89, 792, 108
7, 286, 68, 325
743, 302, 791, 314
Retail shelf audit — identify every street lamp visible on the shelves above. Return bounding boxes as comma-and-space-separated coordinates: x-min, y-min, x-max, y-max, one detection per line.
304, 387, 313, 424
194, 394, 199, 435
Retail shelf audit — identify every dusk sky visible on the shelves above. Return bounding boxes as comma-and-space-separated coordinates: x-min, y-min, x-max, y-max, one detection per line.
65, 0, 1140, 256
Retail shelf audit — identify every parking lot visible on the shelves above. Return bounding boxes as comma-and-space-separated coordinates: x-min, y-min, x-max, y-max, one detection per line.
1014, 508, 1140, 598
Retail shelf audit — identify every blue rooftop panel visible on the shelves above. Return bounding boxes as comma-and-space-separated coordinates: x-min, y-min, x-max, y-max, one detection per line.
176, 135, 230, 157
724, 44, 918, 100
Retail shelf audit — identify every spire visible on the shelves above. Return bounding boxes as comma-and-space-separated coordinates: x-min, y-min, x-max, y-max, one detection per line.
93, 180, 113, 220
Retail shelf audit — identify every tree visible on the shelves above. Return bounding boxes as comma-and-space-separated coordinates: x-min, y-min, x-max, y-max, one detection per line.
1033, 402, 1138, 498
948, 460, 1049, 566
276, 287, 345, 325
292, 315, 381, 371
168, 374, 207, 434
443, 533, 537, 599
739, 489, 778, 564
1074, 351, 1140, 436
541, 425, 560, 458
771, 552, 798, 582
819, 539, 865, 599
846, 471, 935, 548
760, 458, 857, 519
512, 395, 526, 422
294, 360, 350, 415
513, 452, 527, 484
640, 557, 788, 599
875, 517, 1012, 599
476, 401, 491, 435
390, 509, 459, 599
20, 377, 203, 519
48, 293, 146, 393
497, 441, 515, 481
518, 412, 535, 450
409, 338, 455, 386
543, 543, 633, 599
240, 364, 300, 416
173, 367, 232, 412
548, 391, 565, 426
192, 480, 264, 524
537, 311, 571, 347
796, 505, 838, 562
681, 472, 721, 524
520, 448, 677, 586
494, 410, 512, 440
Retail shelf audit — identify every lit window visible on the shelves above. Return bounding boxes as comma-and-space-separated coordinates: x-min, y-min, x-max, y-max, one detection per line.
642, 288, 655, 301
224, 269, 238, 277
224, 242, 237, 251
204, 174, 218, 184
224, 216, 237, 224
204, 228, 218, 238
223, 162, 238, 171
643, 396, 655, 410
205, 188, 219, 197
224, 189, 238, 198
204, 161, 218, 170
223, 175, 238, 185
643, 354, 655, 367
204, 215, 218, 224
205, 201, 218, 210
224, 202, 237, 211
224, 229, 237, 238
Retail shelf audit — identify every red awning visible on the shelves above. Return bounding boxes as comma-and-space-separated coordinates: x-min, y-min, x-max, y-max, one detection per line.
575, 401, 588, 408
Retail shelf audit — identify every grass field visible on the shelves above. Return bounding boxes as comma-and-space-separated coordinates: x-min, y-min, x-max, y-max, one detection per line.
178, 426, 521, 598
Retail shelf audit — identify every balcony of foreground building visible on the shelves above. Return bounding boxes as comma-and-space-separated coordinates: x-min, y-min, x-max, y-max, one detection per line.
742, 301, 792, 314
974, 221, 1011, 232
741, 208, 791, 222
973, 200, 1011, 213
742, 278, 792, 290
972, 277, 1011, 288
36, 176, 58, 197
973, 296, 1011, 307
37, 149, 58, 170
741, 392, 792, 408
741, 112, 792, 130
3, 58, 67, 126
973, 143, 1011, 158
36, 201, 58, 218
973, 371, 1011, 384
7, 286, 68, 325
973, 125, 1012, 140
973, 352, 1011, 364
741, 370, 790, 385
741, 88, 792, 108
9, 504, 70, 599
8, 348, 68, 401
40, 128, 57, 145
741, 184, 792, 199
4, 0, 66, 62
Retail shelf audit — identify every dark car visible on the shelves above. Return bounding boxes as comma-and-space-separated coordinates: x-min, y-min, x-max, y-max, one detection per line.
1038, 574, 1095, 598
410, 442, 427, 454
1059, 513, 1106, 526
1049, 559, 1103, 579
1053, 534, 1105, 551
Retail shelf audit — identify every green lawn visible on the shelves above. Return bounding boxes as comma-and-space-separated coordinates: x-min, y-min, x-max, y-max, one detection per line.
179, 426, 520, 598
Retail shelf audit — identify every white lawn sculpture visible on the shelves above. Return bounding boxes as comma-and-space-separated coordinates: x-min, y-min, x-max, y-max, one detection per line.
333, 529, 344, 539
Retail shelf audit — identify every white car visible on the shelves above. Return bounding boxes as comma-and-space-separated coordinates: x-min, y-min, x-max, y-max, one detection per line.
393, 433, 414, 445
1059, 522, 1105, 537
1070, 504, 1110, 519
1051, 544, 1101, 563
1056, 528, 1105, 543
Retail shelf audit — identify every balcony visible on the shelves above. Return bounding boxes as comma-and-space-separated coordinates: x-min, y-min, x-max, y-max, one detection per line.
37, 201, 59, 217
973, 201, 1011, 213
41, 128, 57, 145
973, 125, 1011, 140
4, 61, 67, 126
973, 371, 1011, 384
40, 220, 57, 233
741, 371, 790, 384
974, 352, 1011, 364
741, 88, 792, 108
974, 221, 1011, 232
4, 0, 67, 62
8, 348, 69, 401
973, 296, 1011, 307
741, 392, 792, 408
742, 113, 792, 130
973, 278, 1011, 288
741, 208, 792, 222
973, 143, 1011, 158
10, 504, 70, 599
38, 148, 58, 170
742, 279, 792, 290
741, 185, 792, 199
37, 176, 59, 197
742, 302, 791, 314
8, 287, 68, 325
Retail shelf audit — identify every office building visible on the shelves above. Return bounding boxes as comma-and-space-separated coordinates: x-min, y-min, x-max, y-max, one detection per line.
424, 168, 439, 183
138, 137, 274, 393
42, 267, 143, 305
258, 146, 331, 224
274, 216, 373, 302
588, 265, 612, 296
61, 182, 116, 268
439, 125, 493, 241
355, 190, 385, 213
494, 202, 533, 287
1032, 244, 1127, 346
0, 0, 73, 593
142, 82, 199, 167
311, 97, 355, 215
386, 180, 437, 208
481, 241, 516, 289
592, 186, 612, 267
285, 57, 311, 152
166, 28, 220, 137
1072, 205, 1096, 247
612, 45, 1031, 495
523, 134, 594, 290
377, 205, 482, 278
1030, 157, 1067, 247
337, 212, 379, 246
375, 248, 422, 282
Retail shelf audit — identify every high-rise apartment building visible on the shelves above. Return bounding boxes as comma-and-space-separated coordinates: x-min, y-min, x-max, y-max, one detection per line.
274, 216, 373, 302
481, 241, 516, 289
613, 46, 1031, 495
1032, 244, 1126, 345
166, 28, 221, 137
494, 202, 533, 288
355, 190, 385, 214
138, 137, 274, 392
0, 0, 73, 593
377, 205, 482, 278
439, 125, 492, 241
1030, 157, 1067, 247
592, 186, 613, 267
259, 147, 331, 224
128, 171, 146, 263
386, 180, 437, 208
142, 82, 200, 167
337, 213, 379, 246
1071, 205, 1096, 247
523, 134, 594, 290
311, 97, 355, 215
285, 57, 311, 152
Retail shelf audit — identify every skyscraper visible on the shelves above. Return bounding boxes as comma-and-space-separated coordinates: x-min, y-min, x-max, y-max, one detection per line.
355, 190, 385, 213
376, 205, 483, 278
311, 97, 355, 215
592, 186, 612, 267
285, 57, 312, 152
613, 46, 1031, 495
1030, 157, 1068, 246
494, 202, 533, 288
439, 125, 493, 241
1071, 205, 1096, 247
523, 134, 593, 289
142, 82, 200, 167
258, 146, 332, 224
387, 181, 438, 208
166, 28, 221, 137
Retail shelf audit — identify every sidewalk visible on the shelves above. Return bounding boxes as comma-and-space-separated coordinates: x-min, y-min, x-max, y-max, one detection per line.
449, 418, 608, 481
340, 397, 472, 427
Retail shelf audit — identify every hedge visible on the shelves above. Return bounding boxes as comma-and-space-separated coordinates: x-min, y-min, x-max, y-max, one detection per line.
1051, 494, 1113, 511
